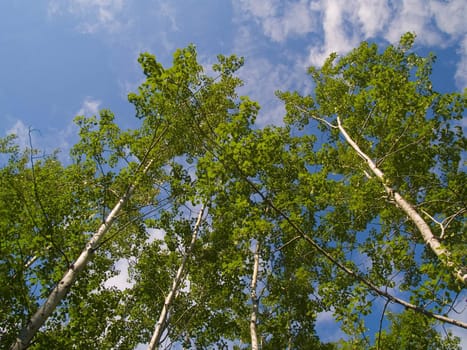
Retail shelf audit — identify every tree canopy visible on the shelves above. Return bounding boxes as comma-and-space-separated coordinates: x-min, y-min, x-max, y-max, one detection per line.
1, 33, 465, 349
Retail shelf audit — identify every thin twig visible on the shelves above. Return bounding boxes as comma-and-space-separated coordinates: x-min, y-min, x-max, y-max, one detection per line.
28, 128, 70, 267
275, 236, 301, 252
377, 299, 390, 350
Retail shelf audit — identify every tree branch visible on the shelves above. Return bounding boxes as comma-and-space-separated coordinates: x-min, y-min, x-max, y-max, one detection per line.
297, 106, 337, 129
377, 299, 390, 350
236, 174, 467, 329
421, 208, 467, 240
11, 127, 169, 350
147, 205, 206, 350
335, 116, 467, 286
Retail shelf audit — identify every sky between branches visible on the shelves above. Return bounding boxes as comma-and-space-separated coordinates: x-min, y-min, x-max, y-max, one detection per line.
0, 0, 465, 347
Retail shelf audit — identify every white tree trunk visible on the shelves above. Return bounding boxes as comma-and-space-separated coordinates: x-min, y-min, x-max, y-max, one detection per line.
336, 117, 467, 285
147, 205, 205, 350
11, 159, 155, 350
11, 187, 135, 350
250, 241, 260, 350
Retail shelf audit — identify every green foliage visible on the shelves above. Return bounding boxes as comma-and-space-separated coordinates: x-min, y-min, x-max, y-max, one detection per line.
277, 32, 465, 343
2, 36, 465, 349
373, 310, 461, 350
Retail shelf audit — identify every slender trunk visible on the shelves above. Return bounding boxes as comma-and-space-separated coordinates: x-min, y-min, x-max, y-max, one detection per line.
336, 117, 467, 285
286, 318, 292, 350
147, 205, 205, 350
250, 241, 260, 350
11, 160, 154, 350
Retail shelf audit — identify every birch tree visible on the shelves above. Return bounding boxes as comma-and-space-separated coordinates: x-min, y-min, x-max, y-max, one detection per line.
4, 46, 246, 349
195, 109, 343, 348
147, 205, 205, 349
193, 33, 465, 347
276, 32, 465, 342
1, 36, 464, 349
249, 241, 260, 350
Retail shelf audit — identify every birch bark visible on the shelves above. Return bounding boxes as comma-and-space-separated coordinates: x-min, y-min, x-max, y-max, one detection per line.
335, 116, 467, 285
147, 205, 205, 350
250, 241, 260, 350
10, 159, 154, 350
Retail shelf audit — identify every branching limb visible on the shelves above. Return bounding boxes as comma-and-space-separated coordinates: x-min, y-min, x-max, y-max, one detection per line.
275, 235, 301, 252
234, 173, 467, 329
441, 208, 466, 240
293, 104, 338, 129
310, 114, 338, 129
11, 127, 168, 350
421, 209, 445, 239
421, 208, 466, 240
147, 205, 206, 350
335, 116, 467, 286
377, 134, 426, 167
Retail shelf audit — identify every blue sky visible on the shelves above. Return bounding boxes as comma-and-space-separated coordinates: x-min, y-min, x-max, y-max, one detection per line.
1, 0, 466, 347
1, 0, 466, 153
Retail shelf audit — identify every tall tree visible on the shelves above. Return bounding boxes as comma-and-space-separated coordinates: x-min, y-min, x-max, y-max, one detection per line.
147, 205, 205, 349
277, 32, 466, 341
194, 33, 465, 347
4, 46, 246, 349
1, 35, 464, 349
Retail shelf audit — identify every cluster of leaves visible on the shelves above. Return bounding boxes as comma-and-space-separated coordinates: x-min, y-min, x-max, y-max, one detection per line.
1, 34, 464, 349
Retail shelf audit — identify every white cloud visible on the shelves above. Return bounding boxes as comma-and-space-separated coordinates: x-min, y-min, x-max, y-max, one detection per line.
430, 0, 467, 37
315, 310, 347, 343
3, 118, 78, 161
307, 0, 361, 67
232, 24, 262, 57
6, 120, 32, 150
262, 1, 317, 42
237, 57, 312, 126
102, 230, 165, 291
146, 228, 166, 245
235, 0, 466, 88
104, 258, 133, 290
355, 0, 391, 38
156, 0, 179, 32
237, 0, 279, 19
48, 0, 126, 34
384, 0, 442, 46
77, 97, 101, 116
230, 2, 317, 126
237, 0, 317, 42
456, 331, 467, 350
455, 36, 467, 89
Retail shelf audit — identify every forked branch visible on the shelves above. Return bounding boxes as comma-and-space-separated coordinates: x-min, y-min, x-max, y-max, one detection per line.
335, 116, 467, 285
236, 172, 467, 329
147, 205, 206, 350
11, 127, 168, 350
